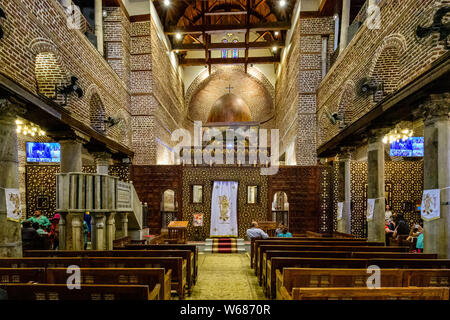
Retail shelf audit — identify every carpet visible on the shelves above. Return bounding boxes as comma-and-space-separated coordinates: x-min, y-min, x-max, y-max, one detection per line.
212, 237, 237, 253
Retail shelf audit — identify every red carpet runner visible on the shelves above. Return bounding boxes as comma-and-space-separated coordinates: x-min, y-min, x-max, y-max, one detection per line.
212, 238, 238, 253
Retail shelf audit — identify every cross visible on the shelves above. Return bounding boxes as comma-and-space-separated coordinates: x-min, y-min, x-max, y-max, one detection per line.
226, 84, 233, 94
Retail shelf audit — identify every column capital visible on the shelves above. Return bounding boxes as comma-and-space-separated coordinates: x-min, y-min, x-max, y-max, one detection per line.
49, 129, 90, 144
420, 93, 450, 124
338, 147, 355, 160
0, 99, 27, 120
368, 127, 390, 143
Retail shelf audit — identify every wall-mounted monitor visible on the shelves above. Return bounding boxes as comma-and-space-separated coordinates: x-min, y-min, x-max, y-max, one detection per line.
26, 142, 61, 163
389, 137, 424, 157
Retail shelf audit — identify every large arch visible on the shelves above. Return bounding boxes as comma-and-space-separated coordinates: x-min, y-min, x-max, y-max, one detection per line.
338, 80, 355, 126
186, 66, 275, 125
89, 92, 107, 134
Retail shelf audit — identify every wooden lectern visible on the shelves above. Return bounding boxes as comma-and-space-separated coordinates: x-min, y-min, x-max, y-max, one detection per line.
168, 221, 189, 244
257, 221, 277, 237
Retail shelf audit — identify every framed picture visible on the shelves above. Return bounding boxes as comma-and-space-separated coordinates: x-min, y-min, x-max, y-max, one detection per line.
193, 213, 203, 227
36, 195, 49, 209
247, 185, 258, 204
192, 185, 203, 204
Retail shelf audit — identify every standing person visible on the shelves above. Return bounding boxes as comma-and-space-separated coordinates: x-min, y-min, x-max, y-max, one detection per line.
84, 212, 92, 244
278, 227, 292, 238
28, 210, 51, 231
83, 220, 89, 250
49, 213, 60, 250
385, 204, 393, 221
246, 221, 269, 240
416, 224, 424, 253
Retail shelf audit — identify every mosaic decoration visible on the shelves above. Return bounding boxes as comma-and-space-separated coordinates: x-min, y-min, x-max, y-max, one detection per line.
318, 165, 334, 234
25, 164, 130, 218
181, 167, 268, 240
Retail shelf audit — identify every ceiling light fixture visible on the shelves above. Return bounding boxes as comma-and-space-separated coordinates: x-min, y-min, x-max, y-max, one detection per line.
164, 0, 171, 7
274, 31, 279, 37
272, 46, 278, 52
279, 0, 287, 8
175, 32, 182, 40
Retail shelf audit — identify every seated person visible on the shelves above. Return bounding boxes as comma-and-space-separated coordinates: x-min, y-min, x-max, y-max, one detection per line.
275, 223, 285, 237
392, 214, 410, 239
32, 222, 46, 235
27, 210, 51, 232
246, 221, 269, 240
278, 227, 292, 238
21, 221, 40, 251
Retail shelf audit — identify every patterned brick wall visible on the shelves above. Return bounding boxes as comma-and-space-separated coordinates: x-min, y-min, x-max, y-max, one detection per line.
275, 16, 334, 165
317, 0, 450, 147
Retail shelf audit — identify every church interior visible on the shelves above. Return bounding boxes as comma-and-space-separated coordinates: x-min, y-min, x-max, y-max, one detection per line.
0, 0, 449, 303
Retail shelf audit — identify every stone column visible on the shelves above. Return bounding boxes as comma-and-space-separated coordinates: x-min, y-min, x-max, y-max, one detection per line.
93, 151, 111, 175
0, 100, 26, 257
91, 213, 106, 250
117, 212, 129, 238
95, 0, 104, 55
337, 149, 352, 234
421, 94, 450, 258
105, 212, 115, 250
367, 129, 388, 242
339, 0, 351, 54
58, 136, 85, 250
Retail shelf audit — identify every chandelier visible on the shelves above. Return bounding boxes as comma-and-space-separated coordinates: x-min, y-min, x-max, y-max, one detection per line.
382, 126, 413, 144
15, 119, 46, 137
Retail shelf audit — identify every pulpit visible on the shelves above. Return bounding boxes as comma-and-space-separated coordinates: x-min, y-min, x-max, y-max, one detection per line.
257, 221, 277, 237
168, 221, 188, 244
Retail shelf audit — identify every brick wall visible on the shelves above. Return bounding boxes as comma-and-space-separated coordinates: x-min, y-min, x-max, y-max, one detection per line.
317, 0, 450, 147
275, 16, 334, 165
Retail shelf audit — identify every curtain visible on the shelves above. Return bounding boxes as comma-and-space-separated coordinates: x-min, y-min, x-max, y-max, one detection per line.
210, 181, 238, 237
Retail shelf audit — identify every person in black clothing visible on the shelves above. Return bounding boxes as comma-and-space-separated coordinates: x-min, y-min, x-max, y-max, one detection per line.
21, 221, 40, 251
393, 214, 410, 239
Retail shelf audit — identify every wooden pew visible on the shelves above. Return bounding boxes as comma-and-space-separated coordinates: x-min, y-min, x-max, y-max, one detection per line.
368, 259, 450, 269
249, 237, 369, 268
402, 269, 450, 287
0, 256, 186, 299
266, 257, 368, 299
253, 240, 384, 271
46, 268, 171, 300
276, 268, 402, 300
0, 283, 158, 300
261, 251, 352, 290
119, 244, 199, 284
289, 287, 449, 300
256, 245, 408, 281
352, 252, 438, 259
25, 249, 195, 295
0, 268, 45, 284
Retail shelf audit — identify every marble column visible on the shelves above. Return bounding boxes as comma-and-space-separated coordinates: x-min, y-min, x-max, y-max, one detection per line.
421, 94, 450, 258
105, 212, 115, 250
95, 0, 104, 55
117, 212, 129, 239
58, 137, 84, 250
0, 100, 26, 257
367, 129, 388, 242
91, 213, 106, 250
93, 151, 111, 175
337, 149, 353, 234
339, 0, 351, 54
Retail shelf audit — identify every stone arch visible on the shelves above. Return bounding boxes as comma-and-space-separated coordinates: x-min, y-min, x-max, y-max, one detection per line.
31, 39, 68, 100
338, 80, 355, 125
317, 108, 330, 146
369, 34, 407, 100
89, 92, 107, 134
116, 108, 132, 147
185, 65, 275, 125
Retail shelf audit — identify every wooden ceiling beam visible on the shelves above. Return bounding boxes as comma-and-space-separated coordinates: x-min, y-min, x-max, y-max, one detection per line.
204, 11, 248, 16
172, 40, 285, 51
165, 21, 291, 34
179, 56, 280, 66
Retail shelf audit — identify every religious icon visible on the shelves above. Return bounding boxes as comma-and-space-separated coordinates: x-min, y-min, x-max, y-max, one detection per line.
5, 188, 22, 221
421, 189, 440, 221
193, 213, 203, 227
218, 195, 230, 222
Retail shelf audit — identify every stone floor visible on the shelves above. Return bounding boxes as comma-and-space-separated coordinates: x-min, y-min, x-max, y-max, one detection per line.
185, 253, 266, 300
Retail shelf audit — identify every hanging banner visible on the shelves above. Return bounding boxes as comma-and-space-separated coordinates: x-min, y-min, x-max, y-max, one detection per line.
421, 189, 440, 221
193, 213, 204, 227
4, 188, 22, 222
366, 199, 375, 221
337, 202, 343, 221
210, 181, 238, 237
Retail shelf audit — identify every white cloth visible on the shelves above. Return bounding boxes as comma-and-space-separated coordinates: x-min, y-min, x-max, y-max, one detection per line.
210, 181, 238, 237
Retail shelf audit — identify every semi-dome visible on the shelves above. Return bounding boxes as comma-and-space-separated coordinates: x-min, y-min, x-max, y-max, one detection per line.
207, 93, 252, 123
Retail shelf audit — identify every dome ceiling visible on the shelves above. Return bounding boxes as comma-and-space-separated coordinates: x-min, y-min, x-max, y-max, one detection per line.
207, 93, 252, 123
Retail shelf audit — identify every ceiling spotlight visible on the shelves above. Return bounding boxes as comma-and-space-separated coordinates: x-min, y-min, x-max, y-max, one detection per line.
175, 32, 182, 40
279, 0, 287, 8
163, 0, 171, 7
272, 46, 278, 52
102, 10, 107, 18
274, 31, 279, 37
175, 49, 179, 54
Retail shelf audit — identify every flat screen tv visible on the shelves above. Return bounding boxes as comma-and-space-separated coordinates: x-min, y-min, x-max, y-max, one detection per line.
26, 142, 61, 163
389, 137, 424, 157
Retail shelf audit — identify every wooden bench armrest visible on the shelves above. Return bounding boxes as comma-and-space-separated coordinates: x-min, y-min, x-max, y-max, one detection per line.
276, 270, 283, 295
279, 286, 293, 300
165, 269, 173, 300
148, 284, 161, 300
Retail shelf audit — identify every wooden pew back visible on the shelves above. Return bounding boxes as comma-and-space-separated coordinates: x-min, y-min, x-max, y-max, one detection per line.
291, 287, 449, 300
0, 268, 45, 284
0, 283, 156, 300
352, 252, 438, 259
402, 269, 450, 287
46, 268, 171, 300
369, 259, 450, 269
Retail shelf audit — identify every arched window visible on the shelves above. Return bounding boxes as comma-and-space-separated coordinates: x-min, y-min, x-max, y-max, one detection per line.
232, 39, 239, 59
222, 39, 228, 59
